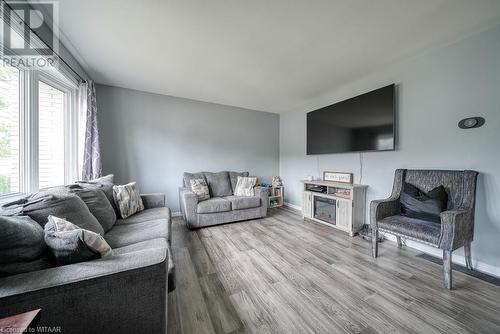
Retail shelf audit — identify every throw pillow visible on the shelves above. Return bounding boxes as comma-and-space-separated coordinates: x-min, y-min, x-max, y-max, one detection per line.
77, 174, 118, 214
183, 172, 207, 188
44, 215, 112, 266
113, 182, 144, 219
0, 215, 49, 267
228, 171, 249, 192
400, 182, 448, 223
204, 171, 233, 197
2, 195, 105, 235
190, 178, 210, 201
234, 176, 257, 196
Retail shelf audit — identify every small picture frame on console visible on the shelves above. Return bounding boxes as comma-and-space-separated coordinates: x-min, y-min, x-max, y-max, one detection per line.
323, 171, 353, 184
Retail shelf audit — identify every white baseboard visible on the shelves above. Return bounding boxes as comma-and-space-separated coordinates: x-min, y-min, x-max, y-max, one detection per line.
383, 234, 500, 279
284, 202, 302, 211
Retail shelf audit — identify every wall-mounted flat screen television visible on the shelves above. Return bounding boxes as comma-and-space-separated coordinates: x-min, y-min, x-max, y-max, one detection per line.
307, 84, 395, 155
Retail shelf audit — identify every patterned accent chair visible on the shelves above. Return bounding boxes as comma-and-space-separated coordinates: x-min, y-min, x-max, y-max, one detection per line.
370, 169, 479, 289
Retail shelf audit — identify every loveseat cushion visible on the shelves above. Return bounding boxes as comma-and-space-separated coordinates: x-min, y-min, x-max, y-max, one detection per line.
378, 215, 441, 245
197, 198, 231, 214
223, 195, 261, 210
104, 219, 170, 248
228, 171, 249, 192
204, 172, 233, 197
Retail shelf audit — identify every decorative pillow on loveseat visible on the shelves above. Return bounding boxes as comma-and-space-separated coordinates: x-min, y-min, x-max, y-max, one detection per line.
205, 171, 233, 197
234, 176, 257, 196
190, 178, 210, 201
44, 215, 112, 266
113, 182, 144, 219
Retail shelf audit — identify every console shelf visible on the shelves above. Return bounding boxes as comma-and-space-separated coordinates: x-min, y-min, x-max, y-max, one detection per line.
301, 180, 367, 237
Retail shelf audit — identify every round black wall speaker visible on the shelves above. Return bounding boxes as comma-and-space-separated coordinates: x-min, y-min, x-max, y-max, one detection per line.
458, 117, 485, 129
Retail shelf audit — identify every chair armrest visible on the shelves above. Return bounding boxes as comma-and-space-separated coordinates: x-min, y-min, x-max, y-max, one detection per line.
370, 197, 401, 228
141, 193, 165, 209
254, 187, 269, 217
179, 187, 198, 227
439, 209, 474, 251
0, 248, 167, 333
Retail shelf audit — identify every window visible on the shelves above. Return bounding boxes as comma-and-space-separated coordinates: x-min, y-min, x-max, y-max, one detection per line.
0, 68, 78, 199
0, 65, 20, 196
38, 80, 65, 189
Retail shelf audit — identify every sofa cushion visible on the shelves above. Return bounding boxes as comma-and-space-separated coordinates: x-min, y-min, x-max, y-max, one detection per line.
104, 219, 170, 248
116, 207, 171, 225
204, 171, 233, 197
228, 171, 249, 192
4, 195, 105, 235
183, 172, 206, 188
0, 215, 46, 263
44, 216, 112, 266
77, 174, 118, 214
197, 198, 231, 214
223, 195, 261, 210
378, 214, 441, 245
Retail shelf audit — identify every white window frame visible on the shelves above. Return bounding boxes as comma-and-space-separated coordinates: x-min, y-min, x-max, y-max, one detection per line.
0, 67, 78, 201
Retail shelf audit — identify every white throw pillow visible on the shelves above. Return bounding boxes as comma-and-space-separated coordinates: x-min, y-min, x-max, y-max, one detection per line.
190, 178, 210, 201
113, 182, 144, 219
44, 215, 112, 265
234, 176, 257, 196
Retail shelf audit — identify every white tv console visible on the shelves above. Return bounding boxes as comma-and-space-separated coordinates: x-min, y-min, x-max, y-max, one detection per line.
301, 180, 367, 237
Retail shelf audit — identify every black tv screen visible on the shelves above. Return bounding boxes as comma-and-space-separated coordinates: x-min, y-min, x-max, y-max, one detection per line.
307, 84, 395, 154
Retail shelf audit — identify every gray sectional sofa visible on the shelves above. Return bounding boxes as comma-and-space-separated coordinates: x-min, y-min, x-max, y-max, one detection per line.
179, 171, 268, 229
0, 180, 173, 334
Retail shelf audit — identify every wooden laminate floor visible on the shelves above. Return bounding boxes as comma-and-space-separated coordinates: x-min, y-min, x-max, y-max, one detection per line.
168, 207, 500, 334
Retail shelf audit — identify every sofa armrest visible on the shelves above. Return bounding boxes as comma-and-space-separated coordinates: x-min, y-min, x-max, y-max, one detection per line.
255, 186, 269, 217
439, 209, 474, 251
370, 197, 401, 229
141, 193, 165, 209
0, 248, 167, 333
179, 187, 198, 228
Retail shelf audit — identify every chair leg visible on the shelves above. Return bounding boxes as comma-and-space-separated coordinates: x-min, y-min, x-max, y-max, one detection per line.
372, 228, 378, 258
464, 242, 473, 270
443, 250, 452, 290
396, 236, 403, 248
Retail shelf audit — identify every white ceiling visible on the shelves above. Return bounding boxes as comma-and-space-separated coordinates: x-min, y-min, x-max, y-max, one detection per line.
58, 0, 500, 113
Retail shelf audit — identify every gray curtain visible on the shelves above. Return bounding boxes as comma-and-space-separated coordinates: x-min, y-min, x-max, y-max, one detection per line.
81, 80, 102, 180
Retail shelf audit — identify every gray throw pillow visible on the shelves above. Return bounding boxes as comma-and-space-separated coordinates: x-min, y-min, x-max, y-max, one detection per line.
4, 195, 105, 235
0, 216, 52, 277
183, 172, 206, 188
44, 216, 112, 266
190, 178, 210, 201
113, 182, 144, 219
228, 171, 249, 192
204, 171, 233, 197
77, 174, 118, 214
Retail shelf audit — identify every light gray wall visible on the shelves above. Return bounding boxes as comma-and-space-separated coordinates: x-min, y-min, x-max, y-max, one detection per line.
97, 85, 279, 212
280, 25, 500, 273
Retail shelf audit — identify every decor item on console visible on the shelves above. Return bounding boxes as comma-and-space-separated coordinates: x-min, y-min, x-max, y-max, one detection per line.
370, 169, 478, 290
272, 176, 283, 187
323, 171, 353, 184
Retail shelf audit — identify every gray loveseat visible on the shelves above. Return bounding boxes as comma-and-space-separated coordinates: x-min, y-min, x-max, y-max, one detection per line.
179, 171, 268, 229
0, 188, 173, 333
